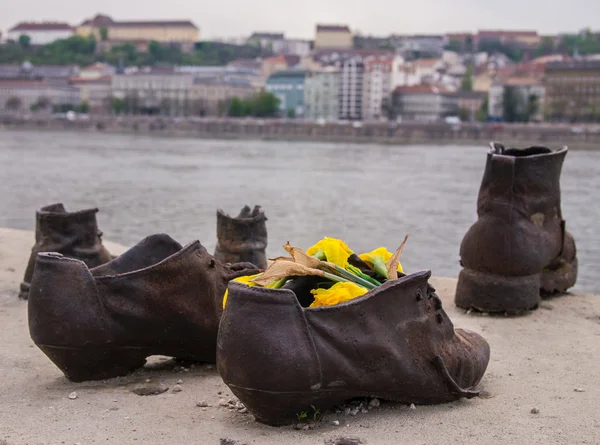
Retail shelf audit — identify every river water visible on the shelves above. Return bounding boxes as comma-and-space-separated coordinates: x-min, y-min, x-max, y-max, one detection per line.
0, 130, 598, 294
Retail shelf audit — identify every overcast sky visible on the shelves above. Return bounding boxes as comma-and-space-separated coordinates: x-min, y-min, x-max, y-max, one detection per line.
2, 0, 600, 39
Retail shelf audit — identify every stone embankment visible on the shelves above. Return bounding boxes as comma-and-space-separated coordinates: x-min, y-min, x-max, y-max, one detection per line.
2, 114, 600, 149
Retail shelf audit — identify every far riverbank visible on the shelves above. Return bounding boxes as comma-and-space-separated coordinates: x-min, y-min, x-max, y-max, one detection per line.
2, 114, 600, 150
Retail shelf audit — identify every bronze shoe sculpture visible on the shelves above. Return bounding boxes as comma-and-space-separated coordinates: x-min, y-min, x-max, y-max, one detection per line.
28, 233, 259, 382
19, 203, 113, 300
214, 205, 268, 270
216, 270, 490, 426
456, 143, 578, 314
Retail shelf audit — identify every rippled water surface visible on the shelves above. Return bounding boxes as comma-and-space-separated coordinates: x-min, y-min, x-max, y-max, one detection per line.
1, 130, 598, 293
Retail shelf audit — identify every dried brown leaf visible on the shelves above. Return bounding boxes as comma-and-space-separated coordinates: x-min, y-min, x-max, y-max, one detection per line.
251, 260, 324, 286
386, 235, 409, 280
283, 242, 322, 268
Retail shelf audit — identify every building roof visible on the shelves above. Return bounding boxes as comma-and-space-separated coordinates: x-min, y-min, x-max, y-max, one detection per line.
546, 60, 600, 71
80, 13, 197, 29
316, 25, 351, 33
249, 32, 284, 40
69, 75, 112, 84
393, 84, 451, 94
267, 69, 308, 80
477, 30, 538, 38
448, 90, 487, 99
503, 77, 541, 86
9, 22, 73, 32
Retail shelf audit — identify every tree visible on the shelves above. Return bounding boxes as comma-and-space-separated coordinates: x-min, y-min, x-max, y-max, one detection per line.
444, 39, 462, 52
78, 101, 89, 113
461, 65, 473, 91
458, 107, 471, 122
503, 86, 524, 122
249, 91, 280, 117
228, 97, 247, 117
35, 96, 52, 111
525, 94, 539, 122
18, 35, 31, 48
111, 97, 125, 114
5, 96, 22, 111
476, 97, 489, 122
286, 108, 296, 119
99, 27, 109, 41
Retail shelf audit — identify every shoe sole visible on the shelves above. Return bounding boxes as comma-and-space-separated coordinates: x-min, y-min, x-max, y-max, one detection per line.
227, 383, 475, 426
455, 268, 540, 315
36, 344, 149, 382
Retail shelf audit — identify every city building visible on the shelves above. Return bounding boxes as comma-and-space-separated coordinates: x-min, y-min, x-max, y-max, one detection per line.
362, 55, 394, 120
392, 84, 457, 122
392, 58, 443, 88
265, 70, 307, 117
488, 77, 545, 121
449, 90, 487, 121
0, 78, 80, 112
261, 55, 290, 79
314, 25, 352, 50
476, 30, 540, 49
339, 56, 364, 120
246, 32, 285, 48
111, 68, 195, 115
190, 77, 255, 116
69, 76, 111, 113
6, 22, 74, 45
544, 61, 600, 121
393, 35, 446, 57
304, 67, 340, 121
76, 14, 199, 50
272, 39, 312, 57
176, 65, 263, 89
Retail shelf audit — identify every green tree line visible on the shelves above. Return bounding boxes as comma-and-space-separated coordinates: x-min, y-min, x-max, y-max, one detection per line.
0, 35, 274, 66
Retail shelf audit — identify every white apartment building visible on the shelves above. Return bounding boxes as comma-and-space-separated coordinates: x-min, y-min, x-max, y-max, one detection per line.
7, 22, 74, 45
339, 57, 363, 120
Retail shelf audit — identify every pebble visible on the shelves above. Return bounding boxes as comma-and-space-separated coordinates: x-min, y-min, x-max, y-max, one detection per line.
131, 383, 169, 396
196, 401, 210, 407
218, 399, 228, 407
531, 408, 540, 414
145, 378, 151, 383
344, 407, 351, 415
409, 403, 416, 410
177, 379, 183, 384
350, 408, 359, 416
68, 392, 78, 400
332, 420, 340, 426
172, 385, 183, 393
368, 398, 380, 408
574, 388, 585, 392
361, 408, 368, 414
238, 408, 248, 414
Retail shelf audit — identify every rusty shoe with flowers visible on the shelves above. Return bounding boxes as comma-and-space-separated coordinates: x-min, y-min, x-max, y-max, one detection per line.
28, 233, 259, 382
216, 239, 490, 426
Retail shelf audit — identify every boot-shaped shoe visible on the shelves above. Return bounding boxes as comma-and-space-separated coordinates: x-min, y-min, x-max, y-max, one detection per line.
217, 270, 490, 426
214, 205, 267, 270
456, 143, 578, 314
19, 203, 112, 300
28, 233, 259, 382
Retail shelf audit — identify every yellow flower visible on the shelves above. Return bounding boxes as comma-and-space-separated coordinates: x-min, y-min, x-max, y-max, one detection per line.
223, 273, 262, 309
306, 237, 354, 268
309, 281, 368, 308
359, 247, 403, 279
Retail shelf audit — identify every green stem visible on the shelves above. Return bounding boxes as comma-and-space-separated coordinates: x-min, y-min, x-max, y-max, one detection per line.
322, 271, 355, 285
267, 277, 289, 289
332, 266, 377, 290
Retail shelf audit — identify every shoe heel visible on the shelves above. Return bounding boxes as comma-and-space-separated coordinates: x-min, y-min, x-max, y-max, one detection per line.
228, 384, 342, 426
455, 268, 540, 314
18, 282, 30, 300
37, 345, 148, 382
541, 256, 578, 295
